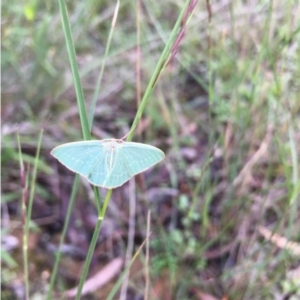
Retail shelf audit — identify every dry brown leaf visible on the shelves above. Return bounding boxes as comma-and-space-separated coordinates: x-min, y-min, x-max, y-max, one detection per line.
258, 226, 300, 256
192, 289, 220, 300
65, 257, 123, 298
233, 124, 273, 189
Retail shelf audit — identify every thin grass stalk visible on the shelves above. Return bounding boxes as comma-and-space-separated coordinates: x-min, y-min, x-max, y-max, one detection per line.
46, 175, 80, 300
23, 130, 43, 299
25, 130, 43, 227
201, 189, 213, 234
136, 0, 142, 136
205, 0, 214, 237
190, 157, 212, 220
127, 0, 193, 142
18, 135, 29, 300
106, 235, 149, 300
247, 0, 273, 103
288, 124, 299, 198
287, 123, 299, 249
206, 0, 213, 139
89, 0, 120, 130
75, 188, 113, 300
119, 180, 136, 300
144, 210, 151, 300
22, 181, 30, 300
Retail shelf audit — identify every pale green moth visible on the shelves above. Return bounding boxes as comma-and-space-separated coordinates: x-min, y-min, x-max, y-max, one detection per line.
51, 139, 165, 189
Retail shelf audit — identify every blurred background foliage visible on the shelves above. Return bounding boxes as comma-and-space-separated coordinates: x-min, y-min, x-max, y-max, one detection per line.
2, 0, 300, 299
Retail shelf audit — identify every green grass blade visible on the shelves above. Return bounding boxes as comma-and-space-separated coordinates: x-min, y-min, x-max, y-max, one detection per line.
57, 0, 90, 140
127, 0, 194, 142
1, 249, 18, 268
106, 236, 149, 300
89, 1, 120, 130
21, 130, 43, 300
17, 134, 29, 300
75, 189, 113, 300
25, 129, 43, 236
289, 124, 299, 198
46, 175, 80, 300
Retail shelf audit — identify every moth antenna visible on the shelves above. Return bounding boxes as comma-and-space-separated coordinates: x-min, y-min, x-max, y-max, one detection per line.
120, 131, 131, 140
